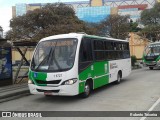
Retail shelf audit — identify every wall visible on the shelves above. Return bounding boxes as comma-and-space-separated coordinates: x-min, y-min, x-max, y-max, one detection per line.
91, 0, 103, 6
129, 32, 150, 59
12, 48, 34, 62
12, 6, 16, 18
111, 7, 118, 15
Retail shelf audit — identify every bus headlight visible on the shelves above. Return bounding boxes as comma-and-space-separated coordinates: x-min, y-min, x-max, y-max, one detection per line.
61, 79, 77, 85
28, 80, 33, 84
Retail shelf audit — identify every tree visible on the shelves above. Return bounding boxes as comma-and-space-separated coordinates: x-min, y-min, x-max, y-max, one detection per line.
7, 3, 94, 41
130, 22, 141, 32
140, 3, 160, 41
98, 15, 130, 39
0, 26, 3, 38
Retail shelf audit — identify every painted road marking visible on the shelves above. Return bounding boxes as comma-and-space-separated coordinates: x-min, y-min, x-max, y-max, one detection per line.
140, 97, 160, 120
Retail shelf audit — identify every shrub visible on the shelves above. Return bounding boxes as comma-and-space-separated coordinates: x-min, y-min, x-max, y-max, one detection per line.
131, 55, 137, 66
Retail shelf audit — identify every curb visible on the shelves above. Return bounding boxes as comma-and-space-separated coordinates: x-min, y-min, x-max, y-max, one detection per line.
0, 89, 30, 103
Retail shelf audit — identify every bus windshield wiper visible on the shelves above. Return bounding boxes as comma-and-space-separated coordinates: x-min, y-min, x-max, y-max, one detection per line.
35, 48, 52, 71
48, 41, 62, 71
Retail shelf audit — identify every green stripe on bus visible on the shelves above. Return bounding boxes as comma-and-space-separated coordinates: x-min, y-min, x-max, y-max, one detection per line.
78, 61, 109, 93
156, 56, 160, 61
93, 61, 109, 89
94, 75, 109, 89
29, 70, 47, 86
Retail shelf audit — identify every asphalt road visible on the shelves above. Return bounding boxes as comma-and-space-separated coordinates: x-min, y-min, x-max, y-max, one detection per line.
0, 67, 160, 120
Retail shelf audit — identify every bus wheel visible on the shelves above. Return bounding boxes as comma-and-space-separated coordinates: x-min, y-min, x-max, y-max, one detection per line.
80, 82, 90, 98
115, 72, 121, 84
149, 67, 153, 70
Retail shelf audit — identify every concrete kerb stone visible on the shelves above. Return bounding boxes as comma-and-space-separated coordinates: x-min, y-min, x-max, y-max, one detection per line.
0, 84, 30, 103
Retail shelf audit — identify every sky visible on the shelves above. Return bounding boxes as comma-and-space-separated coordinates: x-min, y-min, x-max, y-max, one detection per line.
0, 0, 87, 34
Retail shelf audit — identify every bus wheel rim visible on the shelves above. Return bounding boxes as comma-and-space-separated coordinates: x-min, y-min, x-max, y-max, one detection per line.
118, 74, 120, 82
85, 84, 90, 95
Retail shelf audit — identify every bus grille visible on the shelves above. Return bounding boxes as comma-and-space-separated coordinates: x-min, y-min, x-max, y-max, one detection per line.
35, 79, 61, 85
145, 56, 158, 61
36, 89, 59, 93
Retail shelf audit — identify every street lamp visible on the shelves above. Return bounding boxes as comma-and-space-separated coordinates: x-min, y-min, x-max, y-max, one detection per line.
0, 26, 3, 38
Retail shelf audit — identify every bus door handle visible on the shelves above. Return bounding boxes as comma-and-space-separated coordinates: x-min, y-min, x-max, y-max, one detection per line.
104, 64, 108, 73
91, 65, 94, 70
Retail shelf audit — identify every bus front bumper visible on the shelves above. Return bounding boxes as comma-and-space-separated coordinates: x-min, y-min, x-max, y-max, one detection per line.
28, 83, 79, 96
144, 61, 160, 67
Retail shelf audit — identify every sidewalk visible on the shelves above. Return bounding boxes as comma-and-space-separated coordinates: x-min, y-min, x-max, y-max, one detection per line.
0, 83, 30, 103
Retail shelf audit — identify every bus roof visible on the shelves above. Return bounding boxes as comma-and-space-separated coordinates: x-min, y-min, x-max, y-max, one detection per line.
149, 41, 160, 45
40, 33, 129, 42
84, 34, 128, 42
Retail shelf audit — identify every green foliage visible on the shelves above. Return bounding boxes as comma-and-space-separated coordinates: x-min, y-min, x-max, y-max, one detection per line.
7, 3, 95, 41
141, 3, 160, 25
98, 15, 130, 39
130, 22, 141, 32
131, 55, 137, 66
140, 3, 160, 41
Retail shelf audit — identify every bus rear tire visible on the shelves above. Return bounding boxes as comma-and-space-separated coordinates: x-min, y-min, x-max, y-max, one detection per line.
80, 81, 90, 98
115, 72, 121, 84
149, 67, 153, 70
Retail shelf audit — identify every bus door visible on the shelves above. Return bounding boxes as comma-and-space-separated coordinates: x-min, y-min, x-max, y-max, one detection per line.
78, 37, 94, 92
93, 40, 108, 89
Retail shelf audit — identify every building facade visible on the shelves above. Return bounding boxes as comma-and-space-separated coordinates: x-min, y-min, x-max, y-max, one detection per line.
12, 0, 156, 20
12, 1, 90, 18
91, 0, 103, 6
77, 6, 110, 23
118, 4, 148, 22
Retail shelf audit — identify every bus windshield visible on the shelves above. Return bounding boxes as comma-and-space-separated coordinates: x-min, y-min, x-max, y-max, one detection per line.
31, 38, 78, 72
144, 44, 160, 56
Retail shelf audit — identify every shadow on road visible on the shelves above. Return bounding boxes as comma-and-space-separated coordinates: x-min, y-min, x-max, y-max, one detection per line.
143, 67, 160, 71
91, 79, 128, 95
32, 79, 129, 103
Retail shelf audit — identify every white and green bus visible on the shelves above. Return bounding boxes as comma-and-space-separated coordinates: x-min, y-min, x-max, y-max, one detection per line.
28, 33, 131, 97
143, 42, 160, 70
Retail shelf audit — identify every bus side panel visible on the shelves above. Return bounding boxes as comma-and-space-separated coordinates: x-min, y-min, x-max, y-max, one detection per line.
108, 60, 119, 83
78, 61, 110, 93
108, 59, 131, 83
78, 65, 94, 94
122, 58, 131, 78
93, 61, 109, 89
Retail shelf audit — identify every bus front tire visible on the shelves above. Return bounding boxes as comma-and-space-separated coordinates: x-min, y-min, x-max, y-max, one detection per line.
80, 82, 90, 98
149, 67, 153, 70
115, 72, 121, 84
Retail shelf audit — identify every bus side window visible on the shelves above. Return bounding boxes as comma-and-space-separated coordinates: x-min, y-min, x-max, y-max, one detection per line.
123, 43, 130, 58
104, 41, 114, 60
94, 40, 105, 61
79, 38, 93, 62
79, 38, 93, 72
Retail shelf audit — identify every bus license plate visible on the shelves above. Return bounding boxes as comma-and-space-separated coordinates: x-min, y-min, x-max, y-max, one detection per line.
44, 92, 52, 96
